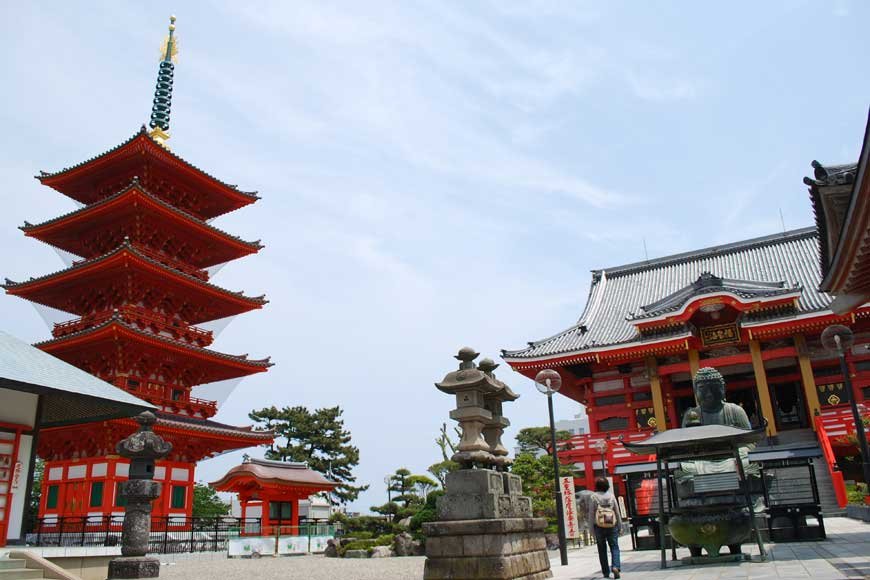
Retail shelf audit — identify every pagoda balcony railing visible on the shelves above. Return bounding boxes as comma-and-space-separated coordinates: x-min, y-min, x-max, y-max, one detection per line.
53, 305, 213, 346
129, 243, 210, 281
144, 392, 219, 419
117, 378, 218, 418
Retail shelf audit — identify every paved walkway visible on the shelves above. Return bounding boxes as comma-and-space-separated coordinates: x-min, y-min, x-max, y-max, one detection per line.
550, 517, 869, 580
155, 518, 868, 579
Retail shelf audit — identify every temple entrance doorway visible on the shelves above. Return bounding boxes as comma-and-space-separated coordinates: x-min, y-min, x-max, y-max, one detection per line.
770, 382, 807, 431
728, 387, 761, 428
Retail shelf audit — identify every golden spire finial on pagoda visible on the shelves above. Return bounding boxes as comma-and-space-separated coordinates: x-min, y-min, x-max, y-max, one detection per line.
160, 15, 179, 64
149, 15, 178, 147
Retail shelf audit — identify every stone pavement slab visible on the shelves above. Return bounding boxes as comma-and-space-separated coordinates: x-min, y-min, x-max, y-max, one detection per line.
549, 517, 869, 580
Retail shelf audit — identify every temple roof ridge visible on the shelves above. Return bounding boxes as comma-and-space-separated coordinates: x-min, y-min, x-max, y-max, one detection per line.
803, 160, 859, 188
502, 227, 835, 363
248, 457, 310, 469
594, 226, 817, 278
627, 272, 802, 321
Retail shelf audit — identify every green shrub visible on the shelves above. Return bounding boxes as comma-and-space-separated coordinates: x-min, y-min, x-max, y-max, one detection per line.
346, 531, 374, 540
846, 482, 868, 505
342, 515, 403, 536
339, 539, 380, 556
374, 534, 394, 546
410, 490, 444, 531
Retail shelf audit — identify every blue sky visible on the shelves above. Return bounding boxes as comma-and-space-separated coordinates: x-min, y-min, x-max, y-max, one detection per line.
1, 1, 868, 511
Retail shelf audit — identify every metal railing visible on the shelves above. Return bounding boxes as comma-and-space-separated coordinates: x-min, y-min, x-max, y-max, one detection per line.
814, 413, 848, 508
28, 516, 263, 553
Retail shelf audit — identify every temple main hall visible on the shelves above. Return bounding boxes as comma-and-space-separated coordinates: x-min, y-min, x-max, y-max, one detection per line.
503, 156, 870, 509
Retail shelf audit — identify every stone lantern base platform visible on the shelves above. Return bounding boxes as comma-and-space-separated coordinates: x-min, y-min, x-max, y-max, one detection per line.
423, 518, 553, 580
107, 556, 160, 579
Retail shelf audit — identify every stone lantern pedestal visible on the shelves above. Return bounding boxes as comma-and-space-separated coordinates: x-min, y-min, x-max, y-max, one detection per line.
424, 348, 552, 580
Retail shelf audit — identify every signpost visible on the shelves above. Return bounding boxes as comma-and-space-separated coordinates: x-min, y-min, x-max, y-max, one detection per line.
559, 476, 578, 540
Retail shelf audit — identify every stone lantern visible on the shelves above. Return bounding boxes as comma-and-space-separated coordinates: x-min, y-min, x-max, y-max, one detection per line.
434, 347, 502, 468
108, 411, 173, 579
424, 347, 552, 580
478, 357, 518, 471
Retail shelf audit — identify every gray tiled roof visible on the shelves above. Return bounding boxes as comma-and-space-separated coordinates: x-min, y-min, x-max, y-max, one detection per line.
503, 227, 829, 361
0, 330, 152, 425
630, 273, 799, 321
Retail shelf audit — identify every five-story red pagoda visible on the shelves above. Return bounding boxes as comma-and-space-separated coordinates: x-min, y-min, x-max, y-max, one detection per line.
4, 17, 273, 521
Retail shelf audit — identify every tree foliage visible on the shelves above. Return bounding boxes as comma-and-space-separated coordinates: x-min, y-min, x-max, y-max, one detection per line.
26, 458, 44, 532
510, 452, 557, 525
429, 423, 460, 487
515, 427, 572, 455
409, 489, 445, 531
408, 474, 438, 498
192, 482, 230, 517
249, 405, 368, 504
389, 468, 416, 507
435, 422, 460, 462
427, 460, 459, 487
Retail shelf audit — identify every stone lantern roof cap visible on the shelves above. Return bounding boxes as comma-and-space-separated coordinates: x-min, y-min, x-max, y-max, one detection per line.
435, 348, 519, 401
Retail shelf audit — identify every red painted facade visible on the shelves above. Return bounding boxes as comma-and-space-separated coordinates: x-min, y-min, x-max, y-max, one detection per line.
211, 459, 337, 534
6, 129, 274, 521
507, 295, 870, 495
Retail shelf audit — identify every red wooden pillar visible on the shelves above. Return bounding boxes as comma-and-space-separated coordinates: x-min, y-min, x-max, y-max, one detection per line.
291, 497, 300, 532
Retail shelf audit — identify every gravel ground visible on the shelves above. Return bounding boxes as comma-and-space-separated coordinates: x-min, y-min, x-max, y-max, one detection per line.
160, 554, 426, 580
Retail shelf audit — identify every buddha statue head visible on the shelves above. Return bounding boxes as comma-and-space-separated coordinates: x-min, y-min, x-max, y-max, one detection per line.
693, 367, 726, 413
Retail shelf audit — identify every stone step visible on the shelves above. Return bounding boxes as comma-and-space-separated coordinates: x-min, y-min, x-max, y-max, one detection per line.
811, 457, 846, 516
0, 568, 42, 579
0, 560, 27, 570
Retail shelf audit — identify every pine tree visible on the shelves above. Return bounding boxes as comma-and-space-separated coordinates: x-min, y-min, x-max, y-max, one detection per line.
192, 482, 230, 517
249, 405, 369, 504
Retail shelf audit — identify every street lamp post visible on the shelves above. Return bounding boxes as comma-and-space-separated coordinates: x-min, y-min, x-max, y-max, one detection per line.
535, 369, 569, 567
821, 325, 870, 488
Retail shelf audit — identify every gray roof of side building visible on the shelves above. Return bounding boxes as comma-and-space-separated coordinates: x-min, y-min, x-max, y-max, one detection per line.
0, 330, 153, 426
502, 227, 831, 361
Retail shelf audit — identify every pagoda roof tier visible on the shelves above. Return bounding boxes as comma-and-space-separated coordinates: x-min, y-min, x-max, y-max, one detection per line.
37, 412, 274, 464
3, 242, 266, 324
22, 180, 263, 267
37, 127, 259, 220
34, 316, 271, 386
503, 227, 835, 364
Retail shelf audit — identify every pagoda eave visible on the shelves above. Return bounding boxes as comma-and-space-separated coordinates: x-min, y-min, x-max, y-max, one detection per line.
22, 181, 262, 266
38, 416, 274, 463
37, 129, 259, 220
36, 319, 271, 384
4, 244, 266, 322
